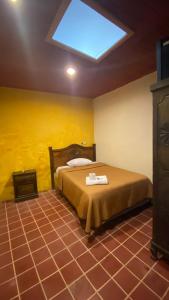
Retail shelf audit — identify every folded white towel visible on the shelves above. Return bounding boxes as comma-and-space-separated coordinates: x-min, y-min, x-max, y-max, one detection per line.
86, 175, 108, 185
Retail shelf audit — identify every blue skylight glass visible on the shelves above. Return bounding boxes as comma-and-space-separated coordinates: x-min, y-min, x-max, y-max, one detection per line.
52, 0, 127, 60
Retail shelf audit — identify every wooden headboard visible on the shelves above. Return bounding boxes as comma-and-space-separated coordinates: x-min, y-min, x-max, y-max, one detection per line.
49, 144, 96, 189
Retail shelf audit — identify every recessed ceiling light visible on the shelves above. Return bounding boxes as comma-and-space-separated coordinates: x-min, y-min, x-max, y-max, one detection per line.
66, 67, 76, 77
11, 0, 17, 2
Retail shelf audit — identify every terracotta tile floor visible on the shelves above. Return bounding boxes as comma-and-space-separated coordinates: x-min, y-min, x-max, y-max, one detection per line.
0, 191, 169, 300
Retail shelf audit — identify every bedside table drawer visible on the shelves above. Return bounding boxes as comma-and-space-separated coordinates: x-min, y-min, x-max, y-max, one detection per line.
14, 174, 36, 184
15, 182, 35, 195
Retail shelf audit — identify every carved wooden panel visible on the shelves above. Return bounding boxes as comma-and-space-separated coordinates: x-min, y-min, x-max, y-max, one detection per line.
151, 80, 169, 259
49, 144, 96, 189
158, 95, 169, 171
52, 144, 95, 170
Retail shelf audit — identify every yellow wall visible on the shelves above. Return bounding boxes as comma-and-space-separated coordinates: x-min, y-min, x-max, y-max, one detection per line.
0, 87, 94, 201
94, 72, 156, 180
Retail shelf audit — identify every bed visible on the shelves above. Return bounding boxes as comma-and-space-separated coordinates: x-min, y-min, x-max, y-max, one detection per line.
49, 144, 152, 233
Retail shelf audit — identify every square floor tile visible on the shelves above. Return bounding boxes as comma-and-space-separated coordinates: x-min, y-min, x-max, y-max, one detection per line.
0, 251, 12, 268
43, 230, 59, 244
32, 246, 51, 264
132, 231, 150, 245
123, 238, 142, 254
48, 239, 65, 255
52, 288, 73, 300
0, 264, 14, 285
62, 232, 77, 246
144, 270, 169, 297
131, 282, 159, 300
29, 237, 45, 252
0, 278, 18, 300
77, 251, 97, 272
45, 208, 56, 216
101, 253, 123, 276
61, 261, 82, 285
52, 219, 65, 229
54, 249, 73, 269
68, 220, 80, 231
0, 241, 10, 255
17, 267, 39, 293
101, 236, 120, 252
0, 233, 9, 243
113, 230, 129, 243
8, 215, 19, 224
10, 227, 24, 239
14, 254, 34, 275
89, 294, 101, 300
0, 225, 8, 236
90, 243, 109, 261
11, 235, 27, 249
87, 264, 110, 289
68, 241, 86, 258
82, 236, 98, 249
8, 220, 22, 231
24, 222, 37, 233
63, 214, 75, 223
99, 279, 126, 300
74, 227, 87, 240
32, 208, 43, 216
42, 271, 66, 298
21, 216, 34, 226
154, 259, 169, 281
20, 284, 45, 300
136, 213, 149, 223
47, 213, 60, 222
140, 224, 152, 237
129, 219, 142, 229
114, 267, 139, 293
113, 245, 133, 264
120, 224, 137, 235
137, 247, 156, 267
39, 224, 53, 235
57, 225, 71, 237
12, 244, 30, 261
70, 276, 95, 300
127, 257, 150, 279
37, 257, 57, 280
36, 217, 49, 228
26, 229, 41, 242
20, 212, 31, 219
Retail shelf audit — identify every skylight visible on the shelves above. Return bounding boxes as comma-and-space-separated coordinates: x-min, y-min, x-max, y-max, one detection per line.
48, 0, 132, 62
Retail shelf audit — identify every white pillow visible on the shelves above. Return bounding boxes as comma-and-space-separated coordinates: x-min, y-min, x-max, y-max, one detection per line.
67, 158, 93, 167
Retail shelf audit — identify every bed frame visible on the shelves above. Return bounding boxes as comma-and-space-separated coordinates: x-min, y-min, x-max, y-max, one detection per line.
48, 143, 151, 239
48, 144, 96, 189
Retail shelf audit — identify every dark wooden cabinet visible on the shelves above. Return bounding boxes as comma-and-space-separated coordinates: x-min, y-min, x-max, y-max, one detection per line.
13, 169, 38, 202
151, 78, 169, 260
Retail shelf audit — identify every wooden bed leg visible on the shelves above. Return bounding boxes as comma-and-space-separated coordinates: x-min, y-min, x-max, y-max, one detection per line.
88, 230, 95, 242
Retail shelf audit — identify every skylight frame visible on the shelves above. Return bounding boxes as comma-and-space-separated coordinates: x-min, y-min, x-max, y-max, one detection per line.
46, 0, 133, 63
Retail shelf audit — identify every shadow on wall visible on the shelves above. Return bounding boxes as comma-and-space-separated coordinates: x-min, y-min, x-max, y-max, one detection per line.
0, 176, 14, 202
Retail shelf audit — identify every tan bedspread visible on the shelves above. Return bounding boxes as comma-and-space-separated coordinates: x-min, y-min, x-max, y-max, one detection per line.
56, 163, 152, 233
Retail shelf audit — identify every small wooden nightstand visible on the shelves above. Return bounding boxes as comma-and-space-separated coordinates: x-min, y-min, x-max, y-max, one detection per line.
13, 169, 38, 202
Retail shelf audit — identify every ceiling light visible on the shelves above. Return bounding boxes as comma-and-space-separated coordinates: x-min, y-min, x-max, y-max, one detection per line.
66, 67, 76, 77
11, 0, 17, 2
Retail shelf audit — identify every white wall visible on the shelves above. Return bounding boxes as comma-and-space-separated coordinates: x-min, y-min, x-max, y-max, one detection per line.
94, 72, 156, 180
